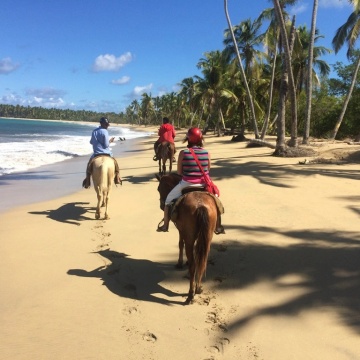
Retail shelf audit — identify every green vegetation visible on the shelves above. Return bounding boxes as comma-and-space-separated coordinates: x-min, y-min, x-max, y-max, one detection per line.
0, 105, 127, 124
2, 2, 360, 147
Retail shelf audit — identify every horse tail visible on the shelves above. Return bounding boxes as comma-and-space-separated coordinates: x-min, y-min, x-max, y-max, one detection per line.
194, 206, 211, 286
98, 159, 112, 195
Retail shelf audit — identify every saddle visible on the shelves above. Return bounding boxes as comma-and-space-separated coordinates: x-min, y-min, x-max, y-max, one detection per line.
170, 189, 225, 224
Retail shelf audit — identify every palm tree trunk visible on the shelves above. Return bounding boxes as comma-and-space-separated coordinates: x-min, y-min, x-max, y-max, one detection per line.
261, 42, 278, 139
303, 0, 318, 144
273, 0, 298, 147
274, 53, 288, 156
224, 0, 260, 138
331, 54, 360, 140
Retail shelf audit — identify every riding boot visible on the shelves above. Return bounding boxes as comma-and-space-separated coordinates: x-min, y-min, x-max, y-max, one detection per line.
157, 205, 170, 232
113, 158, 122, 185
153, 141, 160, 161
215, 213, 225, 234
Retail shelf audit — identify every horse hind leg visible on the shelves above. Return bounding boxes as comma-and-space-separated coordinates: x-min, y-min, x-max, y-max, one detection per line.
95, 191, 102, 219
176, 236, 185, 269
184, 243, 196, 304
194, 207, 214, 296
103, 191, 110, 219
162, 160, 166, 175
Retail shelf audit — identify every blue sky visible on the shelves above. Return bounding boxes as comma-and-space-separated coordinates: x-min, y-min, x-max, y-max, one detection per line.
0, 0, 355, 114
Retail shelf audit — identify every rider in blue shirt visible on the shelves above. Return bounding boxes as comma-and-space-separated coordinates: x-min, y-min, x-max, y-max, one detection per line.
82, 117, 122, 188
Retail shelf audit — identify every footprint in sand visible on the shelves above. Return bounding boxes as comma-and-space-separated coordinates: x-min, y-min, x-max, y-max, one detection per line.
123, 306, 139, 315
206, 310, 228, 332
143, 332, 157, 342
208, 337, 230, 354
213, 276, 226, 283
206, 312, 218, 324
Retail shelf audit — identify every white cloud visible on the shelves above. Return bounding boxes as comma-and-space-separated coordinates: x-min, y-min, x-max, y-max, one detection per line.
319, 0, 351, 8
92, 52, 133, 72
133, 83, 153, 96
289, 4, 308, 16
0, 57, 20, 74
1, 87, 70, 109
124, 83, 153, 101
111, 76, 130, 85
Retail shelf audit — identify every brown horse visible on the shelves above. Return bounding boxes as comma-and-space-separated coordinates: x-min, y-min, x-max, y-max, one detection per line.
156, 141, 175, 175
156, 173, 218, 304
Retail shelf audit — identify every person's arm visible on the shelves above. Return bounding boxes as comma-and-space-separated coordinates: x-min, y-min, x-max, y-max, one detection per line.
172, 126, 176, 139
177, 150, 184, 175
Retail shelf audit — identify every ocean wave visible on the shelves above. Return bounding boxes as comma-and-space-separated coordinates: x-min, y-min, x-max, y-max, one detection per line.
0, 126, 153, 176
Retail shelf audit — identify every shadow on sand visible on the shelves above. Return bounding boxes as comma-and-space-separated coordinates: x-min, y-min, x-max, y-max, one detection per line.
67, 249, 186, 305
29, 201, 93, 225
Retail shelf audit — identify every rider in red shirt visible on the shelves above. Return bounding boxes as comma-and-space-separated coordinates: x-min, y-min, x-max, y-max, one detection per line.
153, 117, 176, 161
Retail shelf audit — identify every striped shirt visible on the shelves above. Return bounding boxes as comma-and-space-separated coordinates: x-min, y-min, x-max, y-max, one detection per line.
182, 147, 209, 183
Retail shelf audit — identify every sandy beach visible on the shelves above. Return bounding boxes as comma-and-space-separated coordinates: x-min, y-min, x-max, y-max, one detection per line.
1, 127, 360, 360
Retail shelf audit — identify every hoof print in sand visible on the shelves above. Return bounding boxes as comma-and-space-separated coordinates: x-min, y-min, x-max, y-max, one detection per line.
143, 332, 157, 342
123, 306, 139, 315
209, 337, 230, 354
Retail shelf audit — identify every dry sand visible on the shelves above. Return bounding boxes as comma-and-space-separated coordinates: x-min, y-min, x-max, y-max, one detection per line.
1, 128, 360, 360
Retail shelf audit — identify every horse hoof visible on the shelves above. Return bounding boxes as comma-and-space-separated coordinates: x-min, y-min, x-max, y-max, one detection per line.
175, 263, 183, 269
95, 213, 100, 220
185, 296, 194, 305
195, 286, 203, 295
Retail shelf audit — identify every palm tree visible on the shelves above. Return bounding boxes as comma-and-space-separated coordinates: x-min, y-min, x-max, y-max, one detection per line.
292, 26, 331, 95
257, 7, 281, 139
223, 18, 265, 75
140, 93, 154, 125
303, 0, 318, 144
196, 50, 237, 135
224, 0, 260, 138
178, 77, 198, 126
273, 0, 298, 147
331, 3, 360, 139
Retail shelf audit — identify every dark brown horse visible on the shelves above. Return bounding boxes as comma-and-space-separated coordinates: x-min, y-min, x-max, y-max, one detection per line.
156, 173, 218, 304
156, 141, 175, 175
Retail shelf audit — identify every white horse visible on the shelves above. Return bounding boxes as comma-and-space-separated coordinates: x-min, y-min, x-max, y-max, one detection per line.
91, 156, 115, 220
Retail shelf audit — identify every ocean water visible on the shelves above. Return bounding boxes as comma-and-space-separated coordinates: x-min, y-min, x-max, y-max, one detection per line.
0, 118, 153, 176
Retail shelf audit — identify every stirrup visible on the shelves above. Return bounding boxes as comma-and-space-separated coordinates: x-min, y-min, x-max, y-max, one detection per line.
153, 155, 158, 161
157, 225, 168, 232
214, 225, 225, 235
156, 219, 168, 232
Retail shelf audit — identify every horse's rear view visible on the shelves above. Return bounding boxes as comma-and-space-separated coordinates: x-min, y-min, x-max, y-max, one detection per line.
92, 156, 115, 220
157, 173, 220, 304
157, 141, 175, 175
176, 191, 217, 303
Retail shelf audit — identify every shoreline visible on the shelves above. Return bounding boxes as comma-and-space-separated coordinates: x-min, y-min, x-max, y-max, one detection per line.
1, 116, 157, 131
0, 127, 158, 214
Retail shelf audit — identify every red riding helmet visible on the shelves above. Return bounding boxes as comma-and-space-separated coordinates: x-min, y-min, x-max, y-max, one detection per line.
187, 127, 203, 144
